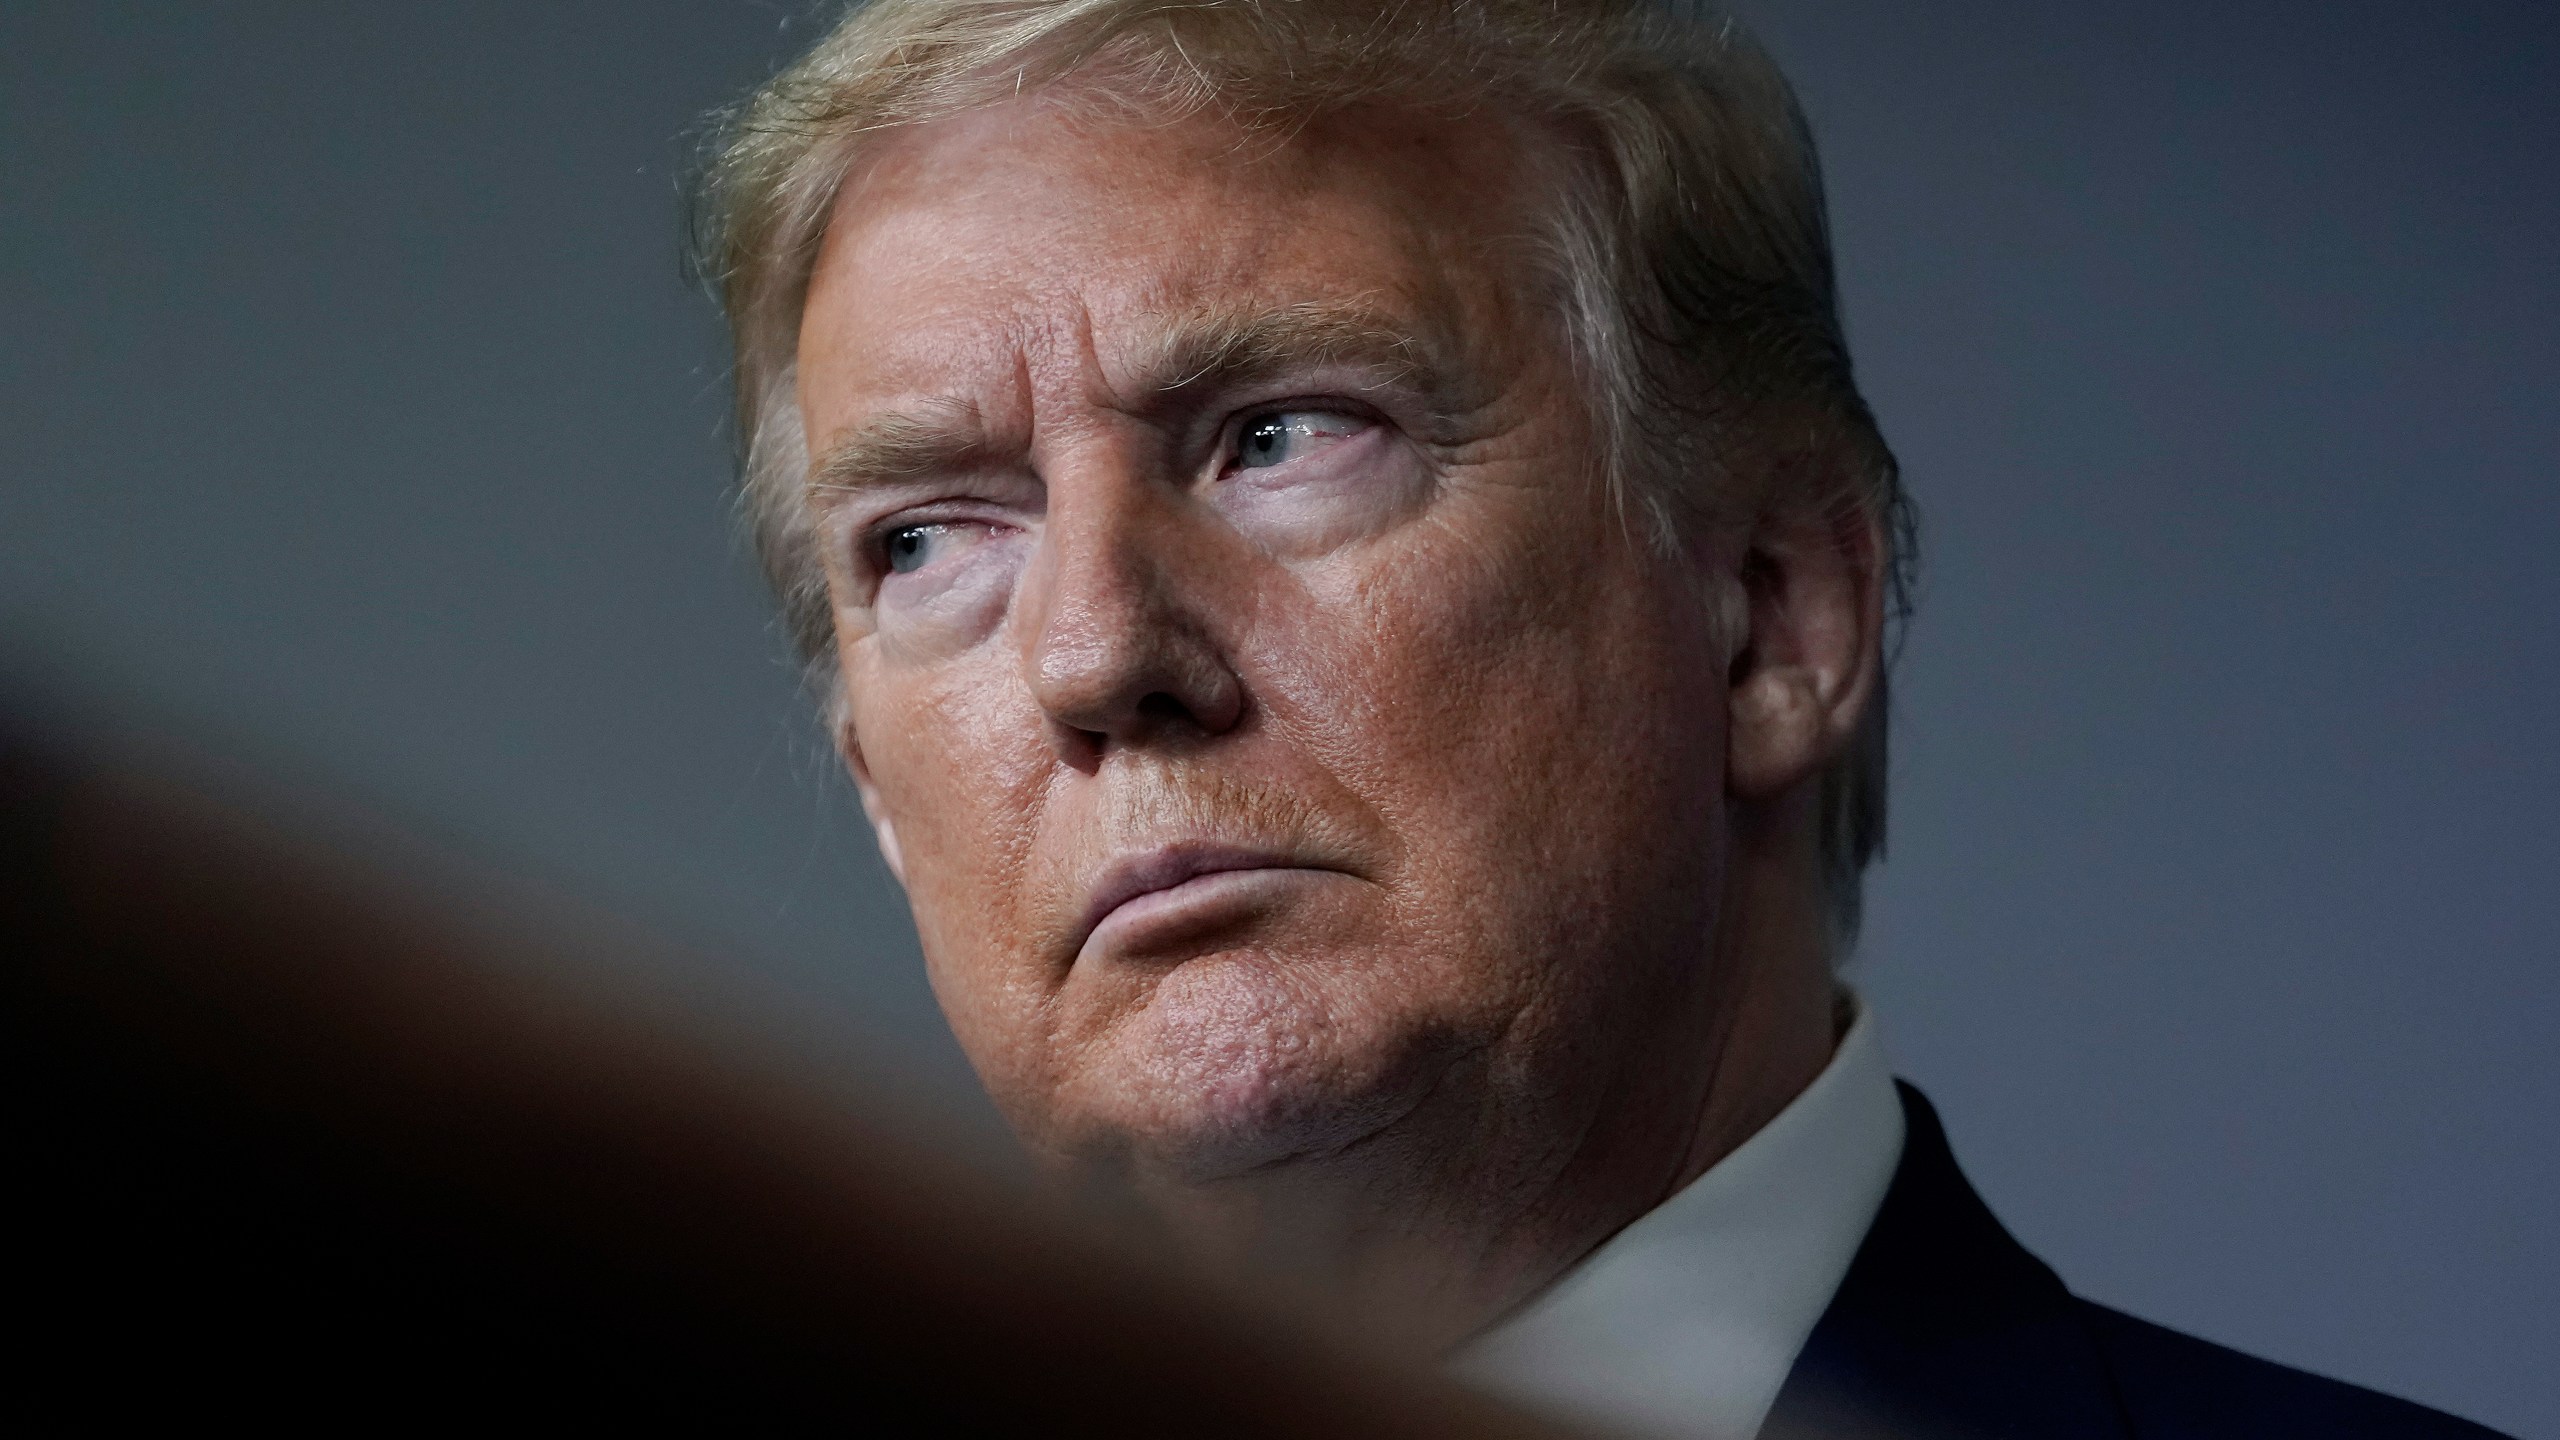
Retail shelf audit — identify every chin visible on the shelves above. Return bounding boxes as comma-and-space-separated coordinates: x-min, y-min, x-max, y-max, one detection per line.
1068, 947, 1448, 1185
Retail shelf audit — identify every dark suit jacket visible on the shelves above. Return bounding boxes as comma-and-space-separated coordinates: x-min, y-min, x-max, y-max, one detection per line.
1760, 1084, 2506, 1439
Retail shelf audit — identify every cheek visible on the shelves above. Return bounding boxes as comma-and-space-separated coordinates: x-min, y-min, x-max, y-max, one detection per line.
844, 657, 1053, 1036
1269, 499, 1729, 967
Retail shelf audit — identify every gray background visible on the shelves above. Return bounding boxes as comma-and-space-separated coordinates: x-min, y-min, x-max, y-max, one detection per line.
3, 2, 2551, 1431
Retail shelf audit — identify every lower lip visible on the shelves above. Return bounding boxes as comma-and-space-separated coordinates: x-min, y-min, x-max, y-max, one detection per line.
1079, 867, 1336, 963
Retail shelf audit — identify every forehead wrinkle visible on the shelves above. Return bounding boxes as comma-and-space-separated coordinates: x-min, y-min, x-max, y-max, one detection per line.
1053, 289, 1136, 425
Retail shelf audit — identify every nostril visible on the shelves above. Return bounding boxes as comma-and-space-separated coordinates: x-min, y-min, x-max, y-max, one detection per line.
1051, 723, 1106, 773
1135, 692, 1189, 725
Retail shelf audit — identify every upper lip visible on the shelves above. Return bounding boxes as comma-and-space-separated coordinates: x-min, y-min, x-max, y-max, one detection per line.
1072, 843, 1324, 957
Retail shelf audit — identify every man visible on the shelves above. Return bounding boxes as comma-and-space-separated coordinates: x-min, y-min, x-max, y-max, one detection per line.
692, 1, 2503, 1434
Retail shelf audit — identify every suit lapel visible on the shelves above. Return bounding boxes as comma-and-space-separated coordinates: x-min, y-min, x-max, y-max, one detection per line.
1761, 1083, 2129, 1440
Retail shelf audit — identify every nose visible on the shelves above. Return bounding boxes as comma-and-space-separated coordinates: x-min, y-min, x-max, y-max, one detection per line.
1020, 477, 1245, 762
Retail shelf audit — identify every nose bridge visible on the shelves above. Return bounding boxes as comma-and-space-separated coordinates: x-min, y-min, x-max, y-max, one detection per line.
1029, 464, 1163, 680
1020, 438, 1240, 746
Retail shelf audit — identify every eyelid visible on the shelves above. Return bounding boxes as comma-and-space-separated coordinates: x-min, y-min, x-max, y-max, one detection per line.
857, 505, 1012, 576
1221, 401, 1382, 469
832, 463, 1041, 542
1241, 401, 1372, 428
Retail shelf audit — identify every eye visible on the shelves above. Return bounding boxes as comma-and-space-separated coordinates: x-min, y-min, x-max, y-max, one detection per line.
883, 522, 946, 574
1234, 410, 1365, 471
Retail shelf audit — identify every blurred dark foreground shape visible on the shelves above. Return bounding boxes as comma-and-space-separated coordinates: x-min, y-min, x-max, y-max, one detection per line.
0, 691, 1573, 1435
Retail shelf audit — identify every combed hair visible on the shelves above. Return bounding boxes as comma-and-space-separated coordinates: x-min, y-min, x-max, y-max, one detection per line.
689, 0, 1915, 951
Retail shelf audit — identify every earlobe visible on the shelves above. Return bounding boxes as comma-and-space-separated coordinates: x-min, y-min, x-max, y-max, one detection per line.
1724, 508, 1886, 801
1728, 663, 1832, 798
836, 716, 908, 888
870, 811, 907, 887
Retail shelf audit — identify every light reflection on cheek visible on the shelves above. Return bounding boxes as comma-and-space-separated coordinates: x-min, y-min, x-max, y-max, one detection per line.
875, 530, 1027, 654
1214, 429, 1434, 557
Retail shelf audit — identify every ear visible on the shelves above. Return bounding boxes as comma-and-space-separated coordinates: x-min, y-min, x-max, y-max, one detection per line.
835, 714, 908, 888
1725, 503, 1887, 801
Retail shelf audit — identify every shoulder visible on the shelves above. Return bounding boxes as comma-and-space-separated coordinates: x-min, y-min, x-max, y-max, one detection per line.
2075, 1300, 2511, 1440
1774, 1083, 2514, 1440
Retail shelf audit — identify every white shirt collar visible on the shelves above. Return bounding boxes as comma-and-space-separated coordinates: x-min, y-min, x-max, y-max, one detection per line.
1451, 994, 1906, 1440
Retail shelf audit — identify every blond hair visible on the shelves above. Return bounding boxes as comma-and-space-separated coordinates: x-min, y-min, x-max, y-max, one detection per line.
690, 0, 1913, 948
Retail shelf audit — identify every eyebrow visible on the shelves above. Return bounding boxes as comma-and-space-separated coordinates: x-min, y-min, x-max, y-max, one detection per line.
805, 299, 1450, 502
1133, 298, 1437, 403
807, 399, 992, 508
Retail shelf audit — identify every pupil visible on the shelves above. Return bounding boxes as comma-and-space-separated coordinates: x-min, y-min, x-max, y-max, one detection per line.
889, 529, 924, 568
1246, 420, 1286, 464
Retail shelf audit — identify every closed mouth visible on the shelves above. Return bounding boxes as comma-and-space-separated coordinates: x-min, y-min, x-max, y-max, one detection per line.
1072, 843, 1342, 959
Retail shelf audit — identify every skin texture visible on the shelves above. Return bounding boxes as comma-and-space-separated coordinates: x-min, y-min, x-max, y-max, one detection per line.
795, 91, 1884, 1344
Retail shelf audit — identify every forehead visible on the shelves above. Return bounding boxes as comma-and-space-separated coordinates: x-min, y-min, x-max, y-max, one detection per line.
798, 90, 1555, 403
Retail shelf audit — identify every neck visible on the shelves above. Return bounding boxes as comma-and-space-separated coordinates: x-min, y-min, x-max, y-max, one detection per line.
1666, 811, 1844, 1199
1440, 795, 1843, 1342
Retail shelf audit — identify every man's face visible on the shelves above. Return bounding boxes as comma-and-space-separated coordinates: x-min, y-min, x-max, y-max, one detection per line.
797, 95, 1738, 1207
